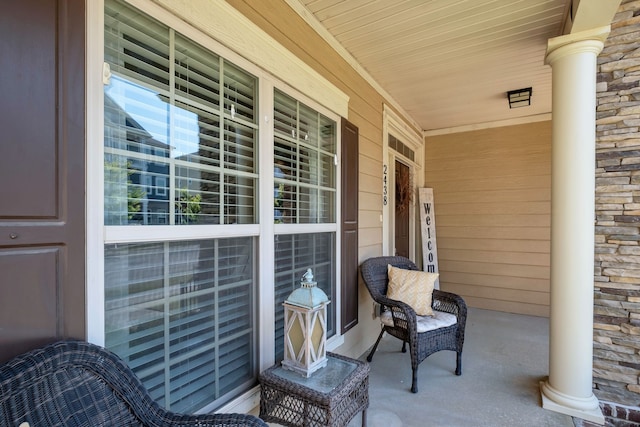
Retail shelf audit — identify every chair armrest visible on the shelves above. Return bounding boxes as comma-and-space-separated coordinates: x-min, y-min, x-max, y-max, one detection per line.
432, 289, 467, 322
376, 295, 419, 336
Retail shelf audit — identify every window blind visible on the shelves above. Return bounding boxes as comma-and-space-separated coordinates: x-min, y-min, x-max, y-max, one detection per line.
273, 90, 337, 224
104, 0, 258, 413
105, 238, 255, 412
273, 233, 335, 362
105, 0, 258, 227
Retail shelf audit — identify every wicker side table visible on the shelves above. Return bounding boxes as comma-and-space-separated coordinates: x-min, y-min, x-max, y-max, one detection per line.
259, 352, 369, 427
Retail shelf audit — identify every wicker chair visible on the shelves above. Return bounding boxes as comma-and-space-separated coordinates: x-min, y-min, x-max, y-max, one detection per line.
0, 340, 267, 427
361, 256, 467, 393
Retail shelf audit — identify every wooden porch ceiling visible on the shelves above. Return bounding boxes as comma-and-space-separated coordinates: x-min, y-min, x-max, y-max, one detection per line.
288, 0, 572, 132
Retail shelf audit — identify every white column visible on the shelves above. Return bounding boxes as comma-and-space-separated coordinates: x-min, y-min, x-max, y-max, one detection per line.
540, 26, 610, 425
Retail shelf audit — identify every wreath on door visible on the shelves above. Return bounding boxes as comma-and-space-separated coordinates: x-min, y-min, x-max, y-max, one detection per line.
396, 168, 413, 213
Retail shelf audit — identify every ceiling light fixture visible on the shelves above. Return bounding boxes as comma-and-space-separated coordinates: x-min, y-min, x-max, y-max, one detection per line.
507, 87, 532, 108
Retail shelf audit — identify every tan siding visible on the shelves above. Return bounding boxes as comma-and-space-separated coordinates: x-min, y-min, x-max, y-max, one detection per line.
437, 213, 549, 228
359, 210, 381, 229
430, 175, 551, 191
359, 227, 382, 248
438, 225, 549, 240
447, 283, 550, 306
445, 271, 549, 291
359, 192, 382, 210
439, 248, 549, 267
435, 188, 550, 203
359, 140, 382, 163
439, 238, 550, 253
359, 155, 381, 179
463, 296, 550, 317
359, 173, 382, 196
359, 244, 383, 263
426, 121, 552, 316
442, 260, 549, 279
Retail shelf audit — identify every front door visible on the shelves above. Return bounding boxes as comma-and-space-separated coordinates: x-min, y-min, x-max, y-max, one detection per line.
394, 160, 410, 258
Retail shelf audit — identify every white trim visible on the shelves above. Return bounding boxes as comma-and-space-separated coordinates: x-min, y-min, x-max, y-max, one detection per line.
145, 0, 349, 118
382, 106, 424, 260
274, 223, 338, 235
258, 79, 276, 372
423, 113, 552, 137
285, 0, 421, 132
382, 115, 391, 256
86, 0, 106, 346
104, 224, 261, 244
213, 386, 261, 415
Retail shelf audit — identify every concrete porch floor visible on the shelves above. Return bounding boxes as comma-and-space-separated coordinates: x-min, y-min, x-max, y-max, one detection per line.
343, 307, 575, 427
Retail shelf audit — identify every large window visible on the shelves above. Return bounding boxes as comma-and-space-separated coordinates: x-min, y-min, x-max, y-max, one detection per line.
105, 238, 255, 410
102, 0, 340, 414
104, 0, 258, 412
273, 90, 337, 361
273, 90, 336, 224
104, 0, 258, 227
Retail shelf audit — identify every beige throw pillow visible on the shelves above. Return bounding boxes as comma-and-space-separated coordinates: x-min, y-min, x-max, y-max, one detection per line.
387, 265, 438, 316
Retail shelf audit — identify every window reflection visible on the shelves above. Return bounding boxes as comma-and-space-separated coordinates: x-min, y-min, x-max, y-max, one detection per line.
104, 74, 257, 225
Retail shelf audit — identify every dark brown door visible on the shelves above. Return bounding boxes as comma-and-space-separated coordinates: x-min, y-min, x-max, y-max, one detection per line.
0, 0, 86, 363
341, 119, 359, 334
394, 161, 410, 258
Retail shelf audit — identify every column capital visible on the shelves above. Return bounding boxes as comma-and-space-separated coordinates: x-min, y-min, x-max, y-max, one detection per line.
545, 25, 610, 65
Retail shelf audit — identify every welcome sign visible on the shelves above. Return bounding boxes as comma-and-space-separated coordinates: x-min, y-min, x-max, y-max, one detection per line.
419, 188, 440, 289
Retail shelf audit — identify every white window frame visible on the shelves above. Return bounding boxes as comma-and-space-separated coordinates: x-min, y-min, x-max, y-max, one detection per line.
87, 0, 347, 414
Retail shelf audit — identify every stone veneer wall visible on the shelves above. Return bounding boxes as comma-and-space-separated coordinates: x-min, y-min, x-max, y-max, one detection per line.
594, 0, 640, 414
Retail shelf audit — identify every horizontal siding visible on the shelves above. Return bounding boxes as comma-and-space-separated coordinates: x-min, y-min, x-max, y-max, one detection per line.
430, 174, 551, 192
462, 296, 550, 317
447, 283, 550, 306
437, 214, 549, 228
438, 225, 549, 240
438, 238, 550, 253
439, 248, 549, 267
435, 188, 550, 203
441, 260, 549, 279
359, 210, 381, 229
426, 121, 552, 316
444, 271, 549, 292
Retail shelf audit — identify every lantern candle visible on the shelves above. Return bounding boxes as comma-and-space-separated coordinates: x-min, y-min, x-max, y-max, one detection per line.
282, 268, 330, 377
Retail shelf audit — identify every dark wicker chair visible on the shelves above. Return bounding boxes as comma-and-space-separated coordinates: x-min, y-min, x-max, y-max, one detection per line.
361, 256, 467, 393
0, 340, 267, 427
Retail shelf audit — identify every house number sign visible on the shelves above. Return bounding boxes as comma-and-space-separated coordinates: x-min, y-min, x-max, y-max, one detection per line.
382, 164, 388, 206
419, 188, 440, 289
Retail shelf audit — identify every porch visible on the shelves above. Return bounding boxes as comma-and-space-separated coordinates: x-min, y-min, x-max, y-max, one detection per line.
347, 308, 572, 426
257, 308, 574, 427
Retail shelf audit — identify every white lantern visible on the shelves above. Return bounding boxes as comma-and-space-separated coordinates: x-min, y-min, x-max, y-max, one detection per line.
282, 268, 330, 377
